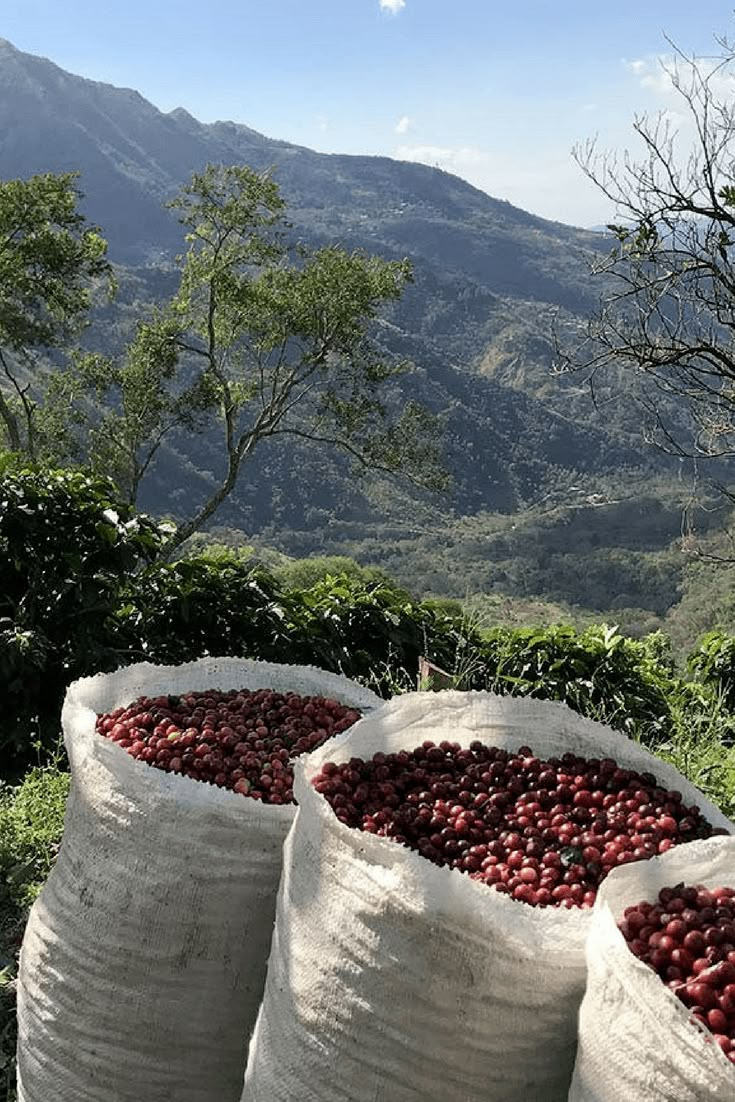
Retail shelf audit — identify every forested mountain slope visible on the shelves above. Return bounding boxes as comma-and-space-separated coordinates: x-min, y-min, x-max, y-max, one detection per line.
0, 37, 715, 627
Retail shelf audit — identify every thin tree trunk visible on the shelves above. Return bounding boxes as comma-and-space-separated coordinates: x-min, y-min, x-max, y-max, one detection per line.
159, 454, 241, 560
0, 385, 22, 452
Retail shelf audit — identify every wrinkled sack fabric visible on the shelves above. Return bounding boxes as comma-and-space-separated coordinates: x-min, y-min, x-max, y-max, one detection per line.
569, 836, 735, 1102
17, 657, 378, 1102
242, 691, 733, 1102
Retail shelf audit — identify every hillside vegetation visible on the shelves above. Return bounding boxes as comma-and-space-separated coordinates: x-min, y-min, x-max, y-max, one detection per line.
0, 37, 696, 575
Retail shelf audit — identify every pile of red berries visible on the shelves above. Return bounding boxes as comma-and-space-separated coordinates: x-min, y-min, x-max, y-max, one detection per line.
620, 883, 735, 1064
97, 688, 361, 804
312, 740, 725, 907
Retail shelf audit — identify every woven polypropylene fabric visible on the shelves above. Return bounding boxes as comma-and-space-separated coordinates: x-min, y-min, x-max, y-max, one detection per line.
17, 657, 378, 1102
241, 691, 733, 1102
569, 837, 735, 1102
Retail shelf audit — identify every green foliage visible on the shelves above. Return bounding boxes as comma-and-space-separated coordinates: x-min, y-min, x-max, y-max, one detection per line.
0, 763, 69, 1101
655, 696, 735, 821
688, 632, 735, 711
0, 459, 165, 774
117, 555, 293, 666
0, 766, 70, 912
0, 173, 109, 354
81, 312, 208, 505
116, 563, 477, 698
0, 966, 15, 1102
281, 573, 477, 695
274, 555, 392, 592
178, 530, 290, 573
0, 172, 111, 461
477, 624, 677, 740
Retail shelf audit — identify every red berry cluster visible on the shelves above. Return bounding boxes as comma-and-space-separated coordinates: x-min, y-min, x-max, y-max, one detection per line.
96, 688, 361, 804
621, 884, 735, 1065
312, 740, 724, 908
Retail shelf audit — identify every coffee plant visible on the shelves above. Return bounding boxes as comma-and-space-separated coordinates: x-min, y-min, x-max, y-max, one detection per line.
688, 632, 735, 712
0, 460, 165, 776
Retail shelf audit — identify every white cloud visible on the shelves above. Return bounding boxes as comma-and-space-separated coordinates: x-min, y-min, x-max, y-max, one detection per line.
625, 53, 735, 101
624, 55, 677, 95
618, 51, 735, 163
394, 115, 411, 135
379, 0, 406, 13
315, 114, 328, 132
395, 144, 491, 171
660, 108, 686, 128
641, 68, 676, 96
393, 142, 616, 228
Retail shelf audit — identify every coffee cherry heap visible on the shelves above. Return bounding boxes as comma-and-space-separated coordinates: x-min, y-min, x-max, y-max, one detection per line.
97, 688, 361, 804
620, 883, 735, 1065
312, 740, 726, 908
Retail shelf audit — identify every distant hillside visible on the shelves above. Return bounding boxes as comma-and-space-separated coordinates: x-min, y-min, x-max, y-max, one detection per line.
0, 39, 603, 280
0, 37, 611, 368
0, 37, 714, 619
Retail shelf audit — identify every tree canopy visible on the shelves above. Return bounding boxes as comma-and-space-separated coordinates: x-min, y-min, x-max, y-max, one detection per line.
84, 164, 445, 553
0, 172, 110, 460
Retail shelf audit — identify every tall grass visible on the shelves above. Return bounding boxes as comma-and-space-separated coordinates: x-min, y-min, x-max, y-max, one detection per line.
0, 764, 70, 1102
655, 694, 735, 821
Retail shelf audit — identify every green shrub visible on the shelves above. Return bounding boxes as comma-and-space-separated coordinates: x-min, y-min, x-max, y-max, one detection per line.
282, 573, 482, 694
688, 631, 735, 712
274, 555, 392, 592
477, 624, 677, 741
0, 766, 70, 914
0, 459, 164, 776
0, 764, 70, 1102
116, 555, 293, 666
655, 695, 735, 820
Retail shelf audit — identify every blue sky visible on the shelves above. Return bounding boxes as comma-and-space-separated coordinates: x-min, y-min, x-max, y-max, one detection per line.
3, 1, 735, 226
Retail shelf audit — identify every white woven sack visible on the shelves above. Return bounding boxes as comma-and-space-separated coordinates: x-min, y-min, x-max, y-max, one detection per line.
241, 691, 733, 1102
569, 836, 735, 1102
17, 657, 378, 1102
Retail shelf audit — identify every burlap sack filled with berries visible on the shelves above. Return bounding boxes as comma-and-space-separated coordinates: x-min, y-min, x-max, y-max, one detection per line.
241, 691, 733, 1102
16, 658, 377, 1102
569, 836, 735, 1101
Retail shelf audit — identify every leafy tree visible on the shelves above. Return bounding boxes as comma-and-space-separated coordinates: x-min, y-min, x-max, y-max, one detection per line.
0, 173, 111, 461
557, 37, 735, 475
89, 164, 445, 552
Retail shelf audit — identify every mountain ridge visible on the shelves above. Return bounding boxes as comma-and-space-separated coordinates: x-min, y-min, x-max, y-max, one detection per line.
0, 38, 600, 258
0, 39, 686, 564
